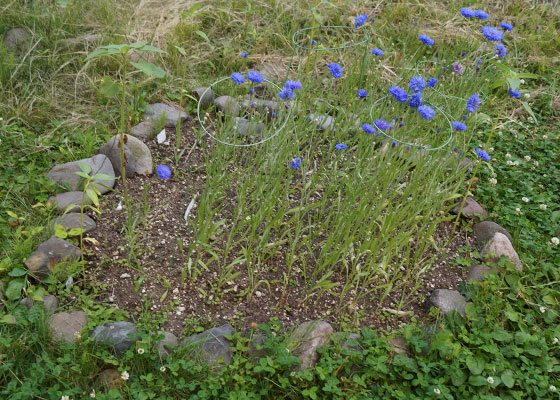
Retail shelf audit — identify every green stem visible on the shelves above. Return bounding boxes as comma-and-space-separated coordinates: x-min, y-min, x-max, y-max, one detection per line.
120, 54, 131, 221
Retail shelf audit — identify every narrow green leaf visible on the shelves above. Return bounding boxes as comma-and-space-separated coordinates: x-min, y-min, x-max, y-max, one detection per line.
78, 161, 92, 175
520, 101, 536, 121
91, 173, 116, 181
86, 188, 99, 206
195, 30, 211, 43
174, 45, 187, 56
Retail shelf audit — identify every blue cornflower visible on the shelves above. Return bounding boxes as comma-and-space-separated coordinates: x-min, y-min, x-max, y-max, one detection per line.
362, 123, 375, 134
392, 141, 397, 147
247, 70, 263, 83
476, 66, 481, 71
481, 26, 504, 41
509, 88, 521, 98
437, 127, 441, 132
335, 143, 348, 150
355, 14, 368, 27
389, 86, 408, 103
500, 22, 514, 31
399, 122, 405, 127
328, 63, 343, 78
290, 157, 301, 169
357, 89, 368, 98
476, 148, 491, 161
409, 76, 426, 92
452, 121, 467, 131
240, 52, 249, 58
495, 43, 506, 58
463, 114, 468, 120
374, 119, 389, 130
311, 40, 317, 46
249, 88, 254, 94
460, 7, 475, 18
418, 105, 435, 119
284, 80, 303, 90
475, 10, 489, 19
230, 72, 245, 84
156, 165, 172, 180
408, 92, 422, 108
371, 48, 383, 56
467, 94, 480, 113
427, 78, 438, 88
418, 34, 434, 46
277, 87, 295, 100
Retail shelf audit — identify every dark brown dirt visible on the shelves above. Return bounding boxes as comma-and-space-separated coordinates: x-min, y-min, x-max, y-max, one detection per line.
86, 120, 471, 337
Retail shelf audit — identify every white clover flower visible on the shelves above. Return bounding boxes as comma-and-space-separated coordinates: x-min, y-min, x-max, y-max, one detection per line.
507, 160, 514, 166
489, 178, 497, 186
522, 197, 529, 203
553, 337, 559, 345
61, 396, 70, 400
520, 79, 525, 84
534, 161, 539, 167
505, 153, 511, 158
121, 371, 129, 381
90, 390, 96, 398
516, 208, 523, 216
160, 366, 167, 372
540, 306, 547, 313
524, 155, 531, 161
524, 93, 530, 99
551, 237, 559, 246
540, 204, 547, 211
433, 388, 441, 394
550, 385, 557, 392
137, 348, 145, 355
543, 135, 548, 140
487, 376, 494, 384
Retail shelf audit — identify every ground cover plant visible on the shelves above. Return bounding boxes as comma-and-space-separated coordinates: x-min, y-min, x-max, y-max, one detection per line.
0, 0, 559, 398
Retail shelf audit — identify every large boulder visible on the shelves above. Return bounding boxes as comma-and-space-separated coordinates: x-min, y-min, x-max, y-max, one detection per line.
156, 331, 179, 358
286, 320, 333, 371
48, 311, 88, 343
48, 191, 92, 213
451, 197, 488, 219
50, 213, 96, 234
97, 136, 136, 178
481, 232, 523, 271
47, 154, 115, 194
233, 117, 264, 137
144, 103, 187, 128
214, 96, 240, 116
193, 87, 215, 109
473, 221, 513, 247
91, 321, 140, 355
104, 135, 152, 175
182, 324, 234, 366
427, 289, 467, 317
130, 121, 154, 141
25, 237, 81, 278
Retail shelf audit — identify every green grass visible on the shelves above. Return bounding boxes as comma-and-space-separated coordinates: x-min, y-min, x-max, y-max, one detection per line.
1, 0, 559, 398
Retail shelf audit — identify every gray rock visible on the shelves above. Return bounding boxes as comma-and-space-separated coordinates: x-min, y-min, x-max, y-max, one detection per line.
193, 87, 215, 109
467, 264, 492, 281
157, 331, 179, 358
481, 232, 523, 271
47, 154, 116, 194
287, 320, 333, 371
331, 332, 361, 353
43, 295, 59, 314
473, 221, 513, 246
20, 298, 34, 309
24, 237, 81, 279
451, 197, 488, 219
182, 324, 234, 366
48, 311, 88, 343
307, 114, 335, 131
241, 99, 278, 121
106, 135, 152, 175
233, 117, 264, 137
58, 33, 102, 48
51, 213, 96, 234
91, 321, 139, 355
48, 191, 92, 213
214, 96, 240, 116
130, 121, 154, 140
97, 136, 136, 178
144, 103, 187, 128
4, 27, 30, 49
388, 336, 408, 355
427, 289, 467, 317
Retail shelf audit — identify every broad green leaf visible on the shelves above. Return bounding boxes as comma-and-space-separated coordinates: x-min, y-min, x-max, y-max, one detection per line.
468, 375, 488, 386
6, 211, 18, 219
68, 228, 85, 236
100, 76, 121, 98
91, 173, 116, 181
86, 188, 99, 206
130, 61, 167, 78
507, 77, 521, 90
85, 47, 120, 61
520, 101, 536, 121
75, 171, 90, 179
8, 267, 27, 277
195, 30, 211, 43
174, 45, 187, 56
0, 314, 16, 324
136, 44, 167, 54
54, 224, 68, 239
501, 371, 515, 388
514, 72, 540, 79
78, 161, 92, 175
466, 355, 484, 375
6, 279, 25, 300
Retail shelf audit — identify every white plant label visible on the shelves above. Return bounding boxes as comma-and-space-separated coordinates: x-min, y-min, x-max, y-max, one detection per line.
156, 128, 166, 144
184, 195, 197, 222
